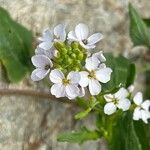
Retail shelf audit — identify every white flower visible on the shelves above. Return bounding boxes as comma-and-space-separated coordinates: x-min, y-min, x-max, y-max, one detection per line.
104, 88, 131, 115
50, 69, 81, 99
35, 47, 54, 59
39, 24, 66, 50
53, 24, 66, 42
133, 92, 150, 124
79, 56, 112, 95
92, 51, 106, 63
31, 55, 53, 81
127, 85, 135, 93
68, 23, 103, 49
38, 29, 53, 50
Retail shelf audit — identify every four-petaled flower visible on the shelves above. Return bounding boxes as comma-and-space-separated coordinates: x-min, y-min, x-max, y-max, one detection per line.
68, 23, 103, 49
31, 55, 53, 81
50, 69, 81, 99
104, 88, 131, 115
39, 24, 66, 50
79, 56, 112, 95
133, 92, 150, 124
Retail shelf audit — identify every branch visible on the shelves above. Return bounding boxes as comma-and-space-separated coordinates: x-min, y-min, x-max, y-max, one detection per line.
0, 88, 76, 105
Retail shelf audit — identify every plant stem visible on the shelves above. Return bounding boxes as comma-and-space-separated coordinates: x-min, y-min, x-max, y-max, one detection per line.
0, 88, 76, 105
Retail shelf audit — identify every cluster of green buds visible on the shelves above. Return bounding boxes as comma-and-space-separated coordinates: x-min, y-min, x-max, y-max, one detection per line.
54, 42, 87, 72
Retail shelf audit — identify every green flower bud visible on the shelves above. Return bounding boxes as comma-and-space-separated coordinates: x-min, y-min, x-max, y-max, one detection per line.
71, 42, 79, 49
61, 48, 68, 55
54, 42, 65, 50
71, 53, 76, 59
77, 52, 84, 60
67, 58, 73, 65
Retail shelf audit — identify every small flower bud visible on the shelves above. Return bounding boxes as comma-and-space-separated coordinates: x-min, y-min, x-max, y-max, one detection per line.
54, 42, 65, 50
71, 53, 76, 59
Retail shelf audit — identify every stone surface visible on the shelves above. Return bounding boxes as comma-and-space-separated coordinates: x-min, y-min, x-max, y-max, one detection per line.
0, 0, 149, 150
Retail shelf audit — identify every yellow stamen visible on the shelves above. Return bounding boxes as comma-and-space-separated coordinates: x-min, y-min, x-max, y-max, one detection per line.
62, 79, 70, 86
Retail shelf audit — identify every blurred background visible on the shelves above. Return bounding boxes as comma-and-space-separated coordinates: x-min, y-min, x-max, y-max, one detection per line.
0, 0, 149, 150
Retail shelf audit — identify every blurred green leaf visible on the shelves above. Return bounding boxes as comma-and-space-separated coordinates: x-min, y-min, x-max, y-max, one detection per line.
143, 19, 150, 27
129, 3, 150, 47
75, 108, 91, 120
0, 7, 32, 82
75, 97, 99, 120
102, 53, 135, 93
134, 121, 150, 150
57, 127, 100, 144
110, 112, 143, 150
76, 97, 89, 109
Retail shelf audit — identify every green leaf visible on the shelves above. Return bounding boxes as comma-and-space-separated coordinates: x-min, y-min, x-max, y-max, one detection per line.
75, 97, 99, 120
126, 63, 136, 87
143, 19, 150, 27
129, 3, 150, 47
57, 127, 100, 144
110, 112, 142, 150
0, 7, 32, 82
76, 97, 89, 109
134, 121, 150, 150
102, 53, 135, 93
75, 108, 91, 120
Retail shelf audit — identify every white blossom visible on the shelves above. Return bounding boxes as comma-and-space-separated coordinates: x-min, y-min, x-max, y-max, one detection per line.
31, 55, 53, 81
38, 24, 66, 50
49, 69, 81, 99
68, 23, 103, 49
133, 92, 150, 124
92, 51, 106, 63
79, 56, 112, 95
104, 88, 131, 115
35, 47, 54, 59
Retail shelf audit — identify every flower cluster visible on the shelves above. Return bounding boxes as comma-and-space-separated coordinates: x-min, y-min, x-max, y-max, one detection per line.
31, 23, 150, 124
31, 23, 112, 99
104, 86, 150, 124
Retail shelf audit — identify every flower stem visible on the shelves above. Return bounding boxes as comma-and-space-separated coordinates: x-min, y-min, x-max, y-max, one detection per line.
0, 88, 76, 105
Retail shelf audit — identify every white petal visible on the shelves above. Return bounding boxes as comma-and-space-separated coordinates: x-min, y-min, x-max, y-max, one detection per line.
39, 41, 53, 50
32, 68, 49, 80
127, 85, 135, 93
104, 94, 114, 102
141, 110, 150, 124
51, 83, 66, 98
79, 41, 96, 49
49, 69, 64, 83
104, 102, 117, 115
133, 107, 142, 121
39, 29, 53, 42
79, 71, 89, 87
35, 47, 44, 55
35, 47, 53, 59
92, 51, 106, 62
85, 57, 99, 71
78, 87, 85, 97
99, 63, 106, 69
96, 67, 112, 83
54, 24, 66, 42
66, 85, 80, 99
114, 87, 129, 100
31, 69, 41, 81
89, 79, 101, 95
141, 100, 150, 111
117, 98, 131, 111
75, 23, 89, 40
67, 71, 80, 84
87, 33, 103, 45
67, 31, 78, 41
31, 55, 52, 68
133, 92, 143, 106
